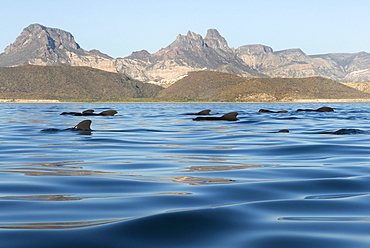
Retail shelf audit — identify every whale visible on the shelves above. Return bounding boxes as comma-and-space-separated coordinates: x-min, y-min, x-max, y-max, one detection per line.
259, 109, 288, 113
193, 112, 239, 121
331, 128, 367, 135
277, 129, 290, 133
61, 109, 118, 116
41, 120, 92, 132
185, 109, 212, 115
297, 107, 334, 112
275, 128, 367, 135
60, 109, 94, 115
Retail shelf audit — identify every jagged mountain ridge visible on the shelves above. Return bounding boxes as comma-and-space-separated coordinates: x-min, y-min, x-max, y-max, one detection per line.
0, 24, 369, 86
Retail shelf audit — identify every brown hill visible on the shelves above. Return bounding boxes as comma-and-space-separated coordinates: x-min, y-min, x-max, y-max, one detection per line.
341, 81, 370, 93
158, 71, 370, 102
0, 65, 163, 100
157, 71, 246, 100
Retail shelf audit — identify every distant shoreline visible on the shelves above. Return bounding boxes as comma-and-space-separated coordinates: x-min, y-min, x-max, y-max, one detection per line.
0, 99, 61, 103
1, 98, 370, 104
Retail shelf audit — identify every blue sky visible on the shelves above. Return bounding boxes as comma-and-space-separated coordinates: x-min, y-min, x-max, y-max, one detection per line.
1, 0, 369, 58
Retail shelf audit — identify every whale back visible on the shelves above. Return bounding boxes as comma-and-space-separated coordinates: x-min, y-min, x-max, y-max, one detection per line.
100, 110, 118, 116
332, 128, 366, 135
316, 107, 334, 112
82, 109, 95, 114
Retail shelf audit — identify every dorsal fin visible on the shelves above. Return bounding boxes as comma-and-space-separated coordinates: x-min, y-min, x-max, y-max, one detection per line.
73, 120, 92, 131
99, 110, 118, 116
197, 109, 211, 115
220, 112, 239, 121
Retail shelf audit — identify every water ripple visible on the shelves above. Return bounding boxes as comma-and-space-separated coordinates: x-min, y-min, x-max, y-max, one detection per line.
2, 103, 370, 247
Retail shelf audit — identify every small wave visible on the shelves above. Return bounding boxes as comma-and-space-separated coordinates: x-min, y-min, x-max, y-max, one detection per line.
0, 218, 121, 229
305, 193, 368, 199
0, 194, 84, 201
279, 216, 370, 221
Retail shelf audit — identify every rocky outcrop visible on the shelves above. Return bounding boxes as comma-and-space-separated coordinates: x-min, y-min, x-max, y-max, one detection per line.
1, 24, 370, 87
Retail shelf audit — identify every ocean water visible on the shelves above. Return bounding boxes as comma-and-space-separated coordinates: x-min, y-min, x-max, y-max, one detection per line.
1, 102, 370, 247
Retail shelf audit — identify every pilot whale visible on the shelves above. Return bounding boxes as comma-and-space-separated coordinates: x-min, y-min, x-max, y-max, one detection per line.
259, 109, 288, 113
297, 107, 334, 112
273, 128, 367, 135
185, 109, 212, 115
61, 109, 117, 116
193, 112, 239, 121
42, 120, 92, 132
331, 129, 367, 135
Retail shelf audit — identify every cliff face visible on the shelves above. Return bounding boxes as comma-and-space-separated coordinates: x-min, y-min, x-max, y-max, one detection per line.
235, 45, 370, 80
1, 24, 370, 87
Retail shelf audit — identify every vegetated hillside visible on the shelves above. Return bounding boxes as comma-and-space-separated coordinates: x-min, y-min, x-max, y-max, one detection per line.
227, 77, 370, 102
157, 71, 247, 101
158, 71, 370, 102
0, 65, 163, 100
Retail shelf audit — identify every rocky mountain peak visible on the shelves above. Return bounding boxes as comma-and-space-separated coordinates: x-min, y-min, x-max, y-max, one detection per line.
204, 29, 229, 50
167, 30, 206, 50
205, 28, 222, 39
4, 23, 80, 55
126, 50, 151, 60
186, 30, 202, 40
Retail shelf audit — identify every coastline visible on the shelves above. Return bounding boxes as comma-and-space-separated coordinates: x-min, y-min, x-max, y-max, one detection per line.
1, 98, 370, 104
0, 99, 61, 103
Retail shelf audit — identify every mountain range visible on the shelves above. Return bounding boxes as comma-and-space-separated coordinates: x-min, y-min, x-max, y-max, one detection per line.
0, 24, 370, 87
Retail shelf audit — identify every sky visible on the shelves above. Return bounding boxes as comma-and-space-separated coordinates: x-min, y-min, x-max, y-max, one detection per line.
1, 0, 369, 58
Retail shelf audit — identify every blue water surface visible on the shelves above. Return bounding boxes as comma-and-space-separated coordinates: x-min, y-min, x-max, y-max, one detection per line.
1, 102, 370, 247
